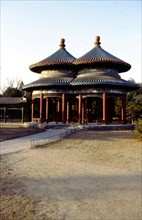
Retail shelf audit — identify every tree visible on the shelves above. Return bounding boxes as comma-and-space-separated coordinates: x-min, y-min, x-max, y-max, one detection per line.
126, 83, 142, 121
1, 78, 32, 121
133, 118, 142, 140
2, 79, 24, 97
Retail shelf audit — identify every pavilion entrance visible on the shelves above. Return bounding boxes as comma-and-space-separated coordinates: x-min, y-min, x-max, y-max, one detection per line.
31, 92, 126, 125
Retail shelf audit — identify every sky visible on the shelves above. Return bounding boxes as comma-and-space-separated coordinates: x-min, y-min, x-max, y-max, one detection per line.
1, 0, 141, 92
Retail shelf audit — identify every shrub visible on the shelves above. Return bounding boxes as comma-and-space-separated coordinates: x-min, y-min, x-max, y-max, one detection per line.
133, 118, 142, 140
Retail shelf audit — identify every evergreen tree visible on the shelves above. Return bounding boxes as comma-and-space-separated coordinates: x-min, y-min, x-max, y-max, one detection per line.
126, 83, 142, 121
2, 79, 24, 97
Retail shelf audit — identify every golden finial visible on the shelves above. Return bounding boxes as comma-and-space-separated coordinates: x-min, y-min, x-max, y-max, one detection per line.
94, 36, 101, 47
59, 38, 65, 48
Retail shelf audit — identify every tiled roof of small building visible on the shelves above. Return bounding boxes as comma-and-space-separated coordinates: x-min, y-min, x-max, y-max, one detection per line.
29, 39, 76, 73
73, 36, 131, 73
0, 97, 26, 105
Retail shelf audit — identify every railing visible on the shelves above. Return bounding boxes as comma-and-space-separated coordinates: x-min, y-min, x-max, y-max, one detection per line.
31, 128, 77, 148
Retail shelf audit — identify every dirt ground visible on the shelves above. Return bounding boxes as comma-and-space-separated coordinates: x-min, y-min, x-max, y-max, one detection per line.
0, 130, 142, 220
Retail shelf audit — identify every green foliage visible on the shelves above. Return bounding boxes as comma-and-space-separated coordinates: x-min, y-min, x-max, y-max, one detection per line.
2, 79, 24, 97
114, 97, 122, 118
2, 87, 24, 97
133, 118, 142, 140
126, 83, 142, 121
1, 78, 32, 121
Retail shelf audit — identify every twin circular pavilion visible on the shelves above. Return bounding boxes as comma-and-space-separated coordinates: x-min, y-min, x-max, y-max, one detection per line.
23, 36, 139, 124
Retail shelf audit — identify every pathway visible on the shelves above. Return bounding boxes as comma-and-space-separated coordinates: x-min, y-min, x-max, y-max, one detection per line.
0, 129, 69, 155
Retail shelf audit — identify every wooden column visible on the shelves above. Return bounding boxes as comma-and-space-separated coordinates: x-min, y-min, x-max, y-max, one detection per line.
57, 99, 60, 122
57, 99, 60, 112
121, 95, 126, 124
103, 92, 107, 124
4, 107, 6, 123
82, 99, 85, 124
40, 93, 43, 123
53, 98, 56, 122
62, 93, 66, 124
59, 99, 62, 122
31, 96, 34, 122
66, 101, 70, 123
78, 94, 82, 124
85, 99, 88, 124
21, 107, 24, 123
46, 98, 49, 123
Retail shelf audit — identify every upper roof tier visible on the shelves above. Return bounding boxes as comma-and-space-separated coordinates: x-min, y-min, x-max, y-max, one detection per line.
30, 39, 76, 73
73, 36, 131, 73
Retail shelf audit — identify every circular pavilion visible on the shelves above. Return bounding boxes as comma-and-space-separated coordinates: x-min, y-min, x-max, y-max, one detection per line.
23, 36, 139, 124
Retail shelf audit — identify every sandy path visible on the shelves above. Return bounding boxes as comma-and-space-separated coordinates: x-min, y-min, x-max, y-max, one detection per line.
0, 130, 141, 220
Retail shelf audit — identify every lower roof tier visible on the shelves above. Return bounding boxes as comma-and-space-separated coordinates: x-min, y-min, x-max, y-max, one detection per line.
23, 77, 73, 90
23, 75, 139, 92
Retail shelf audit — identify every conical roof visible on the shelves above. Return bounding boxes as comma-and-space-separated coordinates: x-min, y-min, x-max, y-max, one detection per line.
73, 36, 131, 73
30, 39, 76, 73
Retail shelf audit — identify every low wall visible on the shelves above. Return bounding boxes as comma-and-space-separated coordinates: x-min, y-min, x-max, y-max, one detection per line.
31, 128, 77, 148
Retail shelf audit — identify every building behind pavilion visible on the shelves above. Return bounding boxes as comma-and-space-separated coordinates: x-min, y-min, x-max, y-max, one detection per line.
0, 97, 26, 123
23, 36, 139, 124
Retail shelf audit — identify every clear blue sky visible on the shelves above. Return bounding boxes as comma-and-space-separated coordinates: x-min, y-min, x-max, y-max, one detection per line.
1, 0, 141, 91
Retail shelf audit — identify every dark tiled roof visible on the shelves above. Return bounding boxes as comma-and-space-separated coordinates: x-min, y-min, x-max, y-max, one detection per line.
30, 39, 76, 73
23, 77, 73, 90
0, 97, 26, 105
23, 75, 139, 91
73, 36, 131, 73
71, 76, 138, 88
24, 36, 138, 92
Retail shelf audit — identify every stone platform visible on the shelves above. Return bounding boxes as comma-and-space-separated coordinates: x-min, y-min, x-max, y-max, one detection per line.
45, 122, 135, 131
0, 122, 135, 131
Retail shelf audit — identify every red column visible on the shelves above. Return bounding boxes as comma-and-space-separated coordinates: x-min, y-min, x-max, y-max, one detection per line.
56, 99, 60, 122
59, 99, 62, 122
78, 94, 82, 124
46, 98, 49, 123
85, 98, 88, 124
53, 98, 56, 122
103, 92, 107, 124
31, 96, 34, 122
57, 99, 60, 112
40, 93, 43, 123
121, 95, 126, 124
62, 93, 66, 124
82, 99, 85, 124
67, 101, 69, 123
